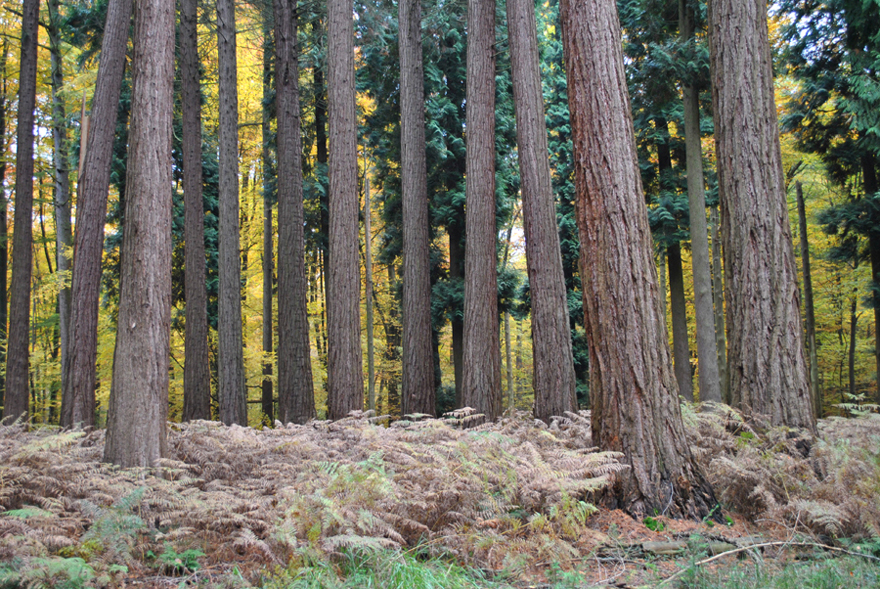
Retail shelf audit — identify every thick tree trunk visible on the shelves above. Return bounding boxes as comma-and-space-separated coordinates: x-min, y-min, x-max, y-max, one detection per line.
275, 0, 315, 424
217, 0, 247, 425
795, 181, 821, 417
667, 243, 693, 401
507, 0, 576, 420
104, 0, 174, 466
48, 0, 73, 399
261, 7, 275, 424
327, 0, 364, 418
180, 0, 211, 421
3, 0, 40, 422
680, 0, 721, 404
559, 0, 718, 518
708, 0, 814, 429
461, 0, 501, 420
62, 0, 133, 428
710, 205, 729, 402
399, 0, 436, 416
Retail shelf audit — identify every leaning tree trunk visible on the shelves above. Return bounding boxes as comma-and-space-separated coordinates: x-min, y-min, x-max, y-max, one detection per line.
179, 0, 211, 421
3, 0, 40, 422
48, 0, 73, 397
104, 0, 174, 467
708, 0, 814, 430
559, 0, 718, 519
326, 0, 364, 418
461, 0, 502, 420
217, 0, 247, 425
507, 0, 576, 421
679, 0, 721, 403
275, 0, 315, 424
61, 0, 133, 429
399, 0, 436, 416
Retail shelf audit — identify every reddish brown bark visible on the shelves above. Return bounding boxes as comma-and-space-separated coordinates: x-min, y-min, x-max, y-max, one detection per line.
399, 0, 436, 416
708, 0, 814, 429
461, 0, 502, 420
217, 0, 247, 425
62, 0, 133, 428
275, 0, 316, 423
4, 0, 40, 422
180, 0, 211, 421
327, 0, 364, 418
560, 0, 717, 518
506, 0, 576, 420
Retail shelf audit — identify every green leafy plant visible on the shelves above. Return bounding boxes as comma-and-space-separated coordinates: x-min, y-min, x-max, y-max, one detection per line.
156, 543, 205, 575
643, 516, 667, 532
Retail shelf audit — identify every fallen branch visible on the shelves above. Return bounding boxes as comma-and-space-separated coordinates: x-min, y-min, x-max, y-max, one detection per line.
655, 541, 880, 588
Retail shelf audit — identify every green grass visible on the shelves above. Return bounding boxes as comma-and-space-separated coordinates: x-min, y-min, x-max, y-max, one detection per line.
260, 549, 505, 589
668, 555, 880, 589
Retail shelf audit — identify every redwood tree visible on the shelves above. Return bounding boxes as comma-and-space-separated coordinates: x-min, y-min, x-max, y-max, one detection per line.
275, 0, 315, 423
507, 0, 576, 420
708, 0, 814, 429
61, 0, 133, 428
327, 0, 364, 418
560, 0, 717, 518
179, 0, 211, 421
217, 0, 247, 425
104, 0, 174, 467
3, 0, 40, 422
461, 0, 501, 420
399, 0, 435, 416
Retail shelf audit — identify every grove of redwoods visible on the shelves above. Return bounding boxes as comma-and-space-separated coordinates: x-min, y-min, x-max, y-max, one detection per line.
0, 0, 876, 519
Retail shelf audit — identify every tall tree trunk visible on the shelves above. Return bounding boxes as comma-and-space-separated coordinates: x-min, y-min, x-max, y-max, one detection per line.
504, 312, 513, 409
667, 243, 693, 401
180, 0, 211, 421
848, 296, 857, 400
275, 0, 315, 424
449, 223, 464, 404
0, 40, 7, 410
3, 0, 40, 422
710, 205, 729, 402
62, 0, 133, 428
708, 0, 814, 429
863, 157, 880, 406
399, 0, 436, 416
680, 0, 721, 404
48, 0, 72, 398
658, 247, 667, 318
365, 168, 376, 411
327, 0, 364, 418
795, 181, 821, 417
507, 0, 576, 420
461, 0, 501, 420
217, 0, 247, 425
657, 120, 693, 402
559, 0, 717, 518
261, 5, 275, 424
104, 0, 174, 466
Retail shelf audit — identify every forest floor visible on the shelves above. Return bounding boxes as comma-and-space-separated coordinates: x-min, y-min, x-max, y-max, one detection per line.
1, 405, 879, 588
